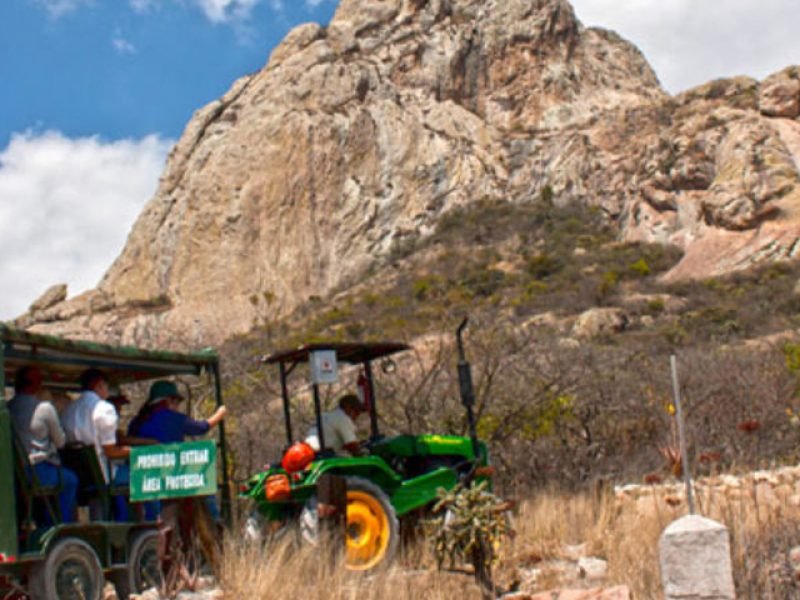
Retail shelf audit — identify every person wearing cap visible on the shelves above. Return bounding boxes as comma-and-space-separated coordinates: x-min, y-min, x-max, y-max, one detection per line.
127, 380, 227, 443
8, 366, 79, 524
305, 393, 366, 457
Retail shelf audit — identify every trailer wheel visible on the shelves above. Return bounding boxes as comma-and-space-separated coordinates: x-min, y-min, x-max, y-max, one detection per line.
111, 530, 161, 599
29, 537, 104, 600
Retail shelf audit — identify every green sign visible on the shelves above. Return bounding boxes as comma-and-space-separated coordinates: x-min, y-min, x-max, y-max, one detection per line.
130, 440, 217, 502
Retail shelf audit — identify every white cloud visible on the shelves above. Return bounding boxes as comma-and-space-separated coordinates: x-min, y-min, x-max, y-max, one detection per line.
570, 0, 800, 94
32, 0, 93, 18
195, 0, 260, 24
112, 32, 137, 54
129, 0, 160, 13
0, 131, 173, 320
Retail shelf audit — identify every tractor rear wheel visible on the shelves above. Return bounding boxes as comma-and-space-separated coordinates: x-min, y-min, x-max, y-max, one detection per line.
344, 477, 399, 571
300, 476, 399, 571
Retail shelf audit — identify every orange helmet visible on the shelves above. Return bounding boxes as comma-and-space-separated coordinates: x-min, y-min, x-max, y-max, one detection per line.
281, 441, 315, 473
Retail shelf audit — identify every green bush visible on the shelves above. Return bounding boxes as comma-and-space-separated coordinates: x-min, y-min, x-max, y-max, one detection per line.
525, 253, 563, 280
629, 258, 651, 277
412, 275, 445, 301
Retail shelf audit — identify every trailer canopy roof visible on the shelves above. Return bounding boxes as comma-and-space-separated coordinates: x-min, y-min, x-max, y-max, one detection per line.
0, 324, 218, 390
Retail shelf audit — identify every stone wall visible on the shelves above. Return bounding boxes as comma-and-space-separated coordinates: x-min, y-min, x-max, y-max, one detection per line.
615, 465, 800, 513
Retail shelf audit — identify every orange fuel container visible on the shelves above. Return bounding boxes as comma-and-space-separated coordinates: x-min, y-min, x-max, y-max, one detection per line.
265, 474, 291, 502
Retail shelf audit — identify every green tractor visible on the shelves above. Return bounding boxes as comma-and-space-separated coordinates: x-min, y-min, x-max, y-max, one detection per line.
240, 319, 491, 570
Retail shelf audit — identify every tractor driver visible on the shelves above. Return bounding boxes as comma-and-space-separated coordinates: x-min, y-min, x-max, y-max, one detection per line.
305, 393, 366, 456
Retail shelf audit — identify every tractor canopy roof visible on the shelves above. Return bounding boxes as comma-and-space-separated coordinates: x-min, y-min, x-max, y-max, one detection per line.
0, 324, 218, 391
263, 342, 410, 366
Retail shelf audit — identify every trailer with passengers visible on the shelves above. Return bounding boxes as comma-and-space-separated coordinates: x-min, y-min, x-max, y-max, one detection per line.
0, 325, 230, 600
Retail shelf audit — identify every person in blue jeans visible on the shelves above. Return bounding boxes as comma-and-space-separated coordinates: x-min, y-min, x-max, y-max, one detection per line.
128, 380, 227, 519
107, 390, 159, 521
8, 367, 78, 524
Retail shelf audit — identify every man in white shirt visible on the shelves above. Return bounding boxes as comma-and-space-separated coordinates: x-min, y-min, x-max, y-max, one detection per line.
305, 394, 366, 456
61, 368, 129, 483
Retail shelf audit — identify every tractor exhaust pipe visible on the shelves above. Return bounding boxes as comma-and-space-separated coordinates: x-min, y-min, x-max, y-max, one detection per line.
456, 317, 481, 462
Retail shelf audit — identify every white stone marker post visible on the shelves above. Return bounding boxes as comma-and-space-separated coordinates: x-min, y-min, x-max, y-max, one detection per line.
660, 514, 735, 600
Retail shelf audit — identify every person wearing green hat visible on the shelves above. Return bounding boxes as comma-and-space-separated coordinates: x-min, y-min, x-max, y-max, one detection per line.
127, 380, 227, 444
126, 380, 228, 520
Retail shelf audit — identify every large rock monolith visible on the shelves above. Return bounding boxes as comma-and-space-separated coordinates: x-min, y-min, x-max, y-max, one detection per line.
659, 515, 735, 600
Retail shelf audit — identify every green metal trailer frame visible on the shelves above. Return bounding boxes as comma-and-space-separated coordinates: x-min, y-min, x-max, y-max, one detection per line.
0, 324, 230, 598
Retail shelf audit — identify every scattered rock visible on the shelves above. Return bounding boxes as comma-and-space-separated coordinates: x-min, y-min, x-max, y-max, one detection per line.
563, 543, 588, 561
572, 308, 628, 338
578, 557, 608, 582
789, 545, 800, 567
558, 337, 582, 349
525, 586, 631, 600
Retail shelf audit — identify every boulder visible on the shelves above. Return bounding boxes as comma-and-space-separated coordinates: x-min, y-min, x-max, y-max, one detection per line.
760, 68, 800, 119
28, 283, 67, 314
572, 308, 628, 338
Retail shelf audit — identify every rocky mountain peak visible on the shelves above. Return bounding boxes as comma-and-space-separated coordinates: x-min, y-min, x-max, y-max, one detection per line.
17, 1, 800, 348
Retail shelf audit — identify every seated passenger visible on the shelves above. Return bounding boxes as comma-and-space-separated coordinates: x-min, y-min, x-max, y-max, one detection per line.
8, 366, 78, 523
305, 393, 366, 457
61, 368, 130, 518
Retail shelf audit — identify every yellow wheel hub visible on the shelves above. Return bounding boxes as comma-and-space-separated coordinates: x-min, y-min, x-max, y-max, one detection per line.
345, 490, 390, 571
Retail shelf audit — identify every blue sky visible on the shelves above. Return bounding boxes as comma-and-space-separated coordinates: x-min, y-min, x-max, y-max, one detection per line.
0, 0, 337, 145
0, 0, 798, 321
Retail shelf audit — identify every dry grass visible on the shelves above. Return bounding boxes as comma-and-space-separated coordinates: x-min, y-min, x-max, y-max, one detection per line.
221, 481, 800, 599
219, 533, 484, 600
